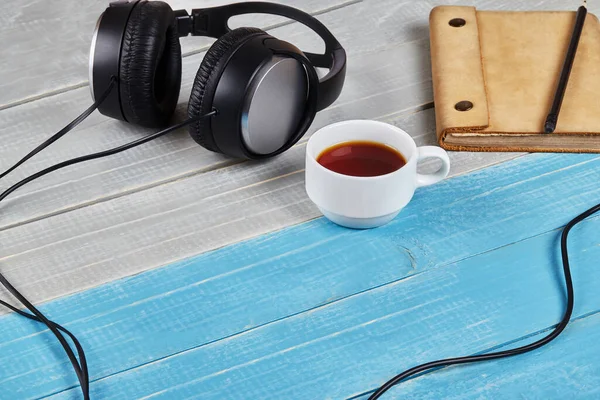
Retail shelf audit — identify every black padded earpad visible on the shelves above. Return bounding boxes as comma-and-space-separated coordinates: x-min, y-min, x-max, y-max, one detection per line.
120, 0, 182, 128
188, 27, 266, 152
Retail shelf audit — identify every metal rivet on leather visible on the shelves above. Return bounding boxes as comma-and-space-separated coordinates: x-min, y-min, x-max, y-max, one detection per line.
449, 18, 466, 27
455, 101, 473, 111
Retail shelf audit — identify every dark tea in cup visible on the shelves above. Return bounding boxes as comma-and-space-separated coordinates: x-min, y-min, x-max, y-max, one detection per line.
306, 120, 450, 228
316, 140, 406, 177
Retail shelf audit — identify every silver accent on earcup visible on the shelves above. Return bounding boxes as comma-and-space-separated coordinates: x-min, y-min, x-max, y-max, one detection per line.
89, 12, 105, 102
241, 56, 308, 155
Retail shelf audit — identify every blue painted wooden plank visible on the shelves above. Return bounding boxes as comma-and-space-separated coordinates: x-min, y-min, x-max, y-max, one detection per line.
48, 210, 600, 399
352, 313, 600, 400
0, 152, 599, 399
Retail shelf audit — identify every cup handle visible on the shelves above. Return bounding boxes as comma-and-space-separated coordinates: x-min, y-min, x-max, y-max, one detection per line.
415, 146, 450, 188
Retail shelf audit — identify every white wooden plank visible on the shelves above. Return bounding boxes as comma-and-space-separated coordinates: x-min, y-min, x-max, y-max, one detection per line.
0, 0, 585, 230
0, 0, 432, 230
0, 107, 525, 312
0, 0, 592, 307
0, 0, 355, 108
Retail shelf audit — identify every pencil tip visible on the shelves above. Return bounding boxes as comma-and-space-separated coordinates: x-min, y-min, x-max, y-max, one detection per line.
544, 123, 555, 134
544, 115, 557, 134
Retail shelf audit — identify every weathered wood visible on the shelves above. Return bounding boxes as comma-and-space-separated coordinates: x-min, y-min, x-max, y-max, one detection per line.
0, 0, 435, 230
0, 0, 580, 111
0, 0, 539, 234
0, 107, 524, 312
1, 151, 599, 398
0, 0, 449, 307
3, 0, 583, 226
353, 314, 600, 399
1, 0, 586, 236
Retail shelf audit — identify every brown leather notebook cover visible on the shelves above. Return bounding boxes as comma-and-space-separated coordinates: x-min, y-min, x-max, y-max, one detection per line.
429, 6, 600, 153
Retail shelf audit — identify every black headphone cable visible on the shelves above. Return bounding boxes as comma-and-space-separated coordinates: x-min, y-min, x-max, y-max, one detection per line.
0, 77, 117, 181
0, 77, 592, 400
0, 78, 120, 399
368, 200, 596, 398
0, 111, 216, 203
0, 91, 216, 399
4, 125, 588, 400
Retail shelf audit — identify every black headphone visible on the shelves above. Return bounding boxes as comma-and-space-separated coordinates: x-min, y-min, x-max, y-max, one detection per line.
89, 0, 346, 159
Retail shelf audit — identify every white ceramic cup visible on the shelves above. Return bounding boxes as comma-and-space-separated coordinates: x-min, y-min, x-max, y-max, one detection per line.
305, 120, 450, 229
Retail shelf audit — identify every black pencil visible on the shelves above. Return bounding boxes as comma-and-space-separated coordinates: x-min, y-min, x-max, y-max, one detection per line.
544, 1, 587, 134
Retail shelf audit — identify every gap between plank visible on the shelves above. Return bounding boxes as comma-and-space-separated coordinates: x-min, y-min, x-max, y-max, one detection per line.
376, 101, 434, 121
0, 158, 244, 233
0, 0, 363, 112
0, 82, 90, 112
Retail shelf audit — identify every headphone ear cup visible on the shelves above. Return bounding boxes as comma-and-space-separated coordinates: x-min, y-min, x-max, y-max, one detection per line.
188, 27, 266, 153
119, 0, 182, 128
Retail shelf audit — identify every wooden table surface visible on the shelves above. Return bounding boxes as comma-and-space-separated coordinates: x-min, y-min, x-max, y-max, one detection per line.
1, 0, 600, 398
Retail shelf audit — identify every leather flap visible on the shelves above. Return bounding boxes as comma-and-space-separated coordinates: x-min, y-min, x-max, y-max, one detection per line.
429, 6, 490, 140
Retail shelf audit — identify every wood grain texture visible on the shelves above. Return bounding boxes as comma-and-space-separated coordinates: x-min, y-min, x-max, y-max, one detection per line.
1, 151, 600, 398
2, 0, 583, 228
0, 0, 430, 230
0, 0, 528, 308
0, 0, 584, 108
1, 0, 586, 231
0, 107, 523, 313
0, 0, 352, 108
352, 313, 600, 399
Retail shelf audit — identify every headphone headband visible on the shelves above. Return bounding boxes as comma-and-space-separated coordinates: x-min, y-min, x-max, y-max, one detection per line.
174, 2, 347, 111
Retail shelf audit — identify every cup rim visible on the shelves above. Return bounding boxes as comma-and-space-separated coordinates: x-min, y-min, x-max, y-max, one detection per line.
306, 120, 418, 181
